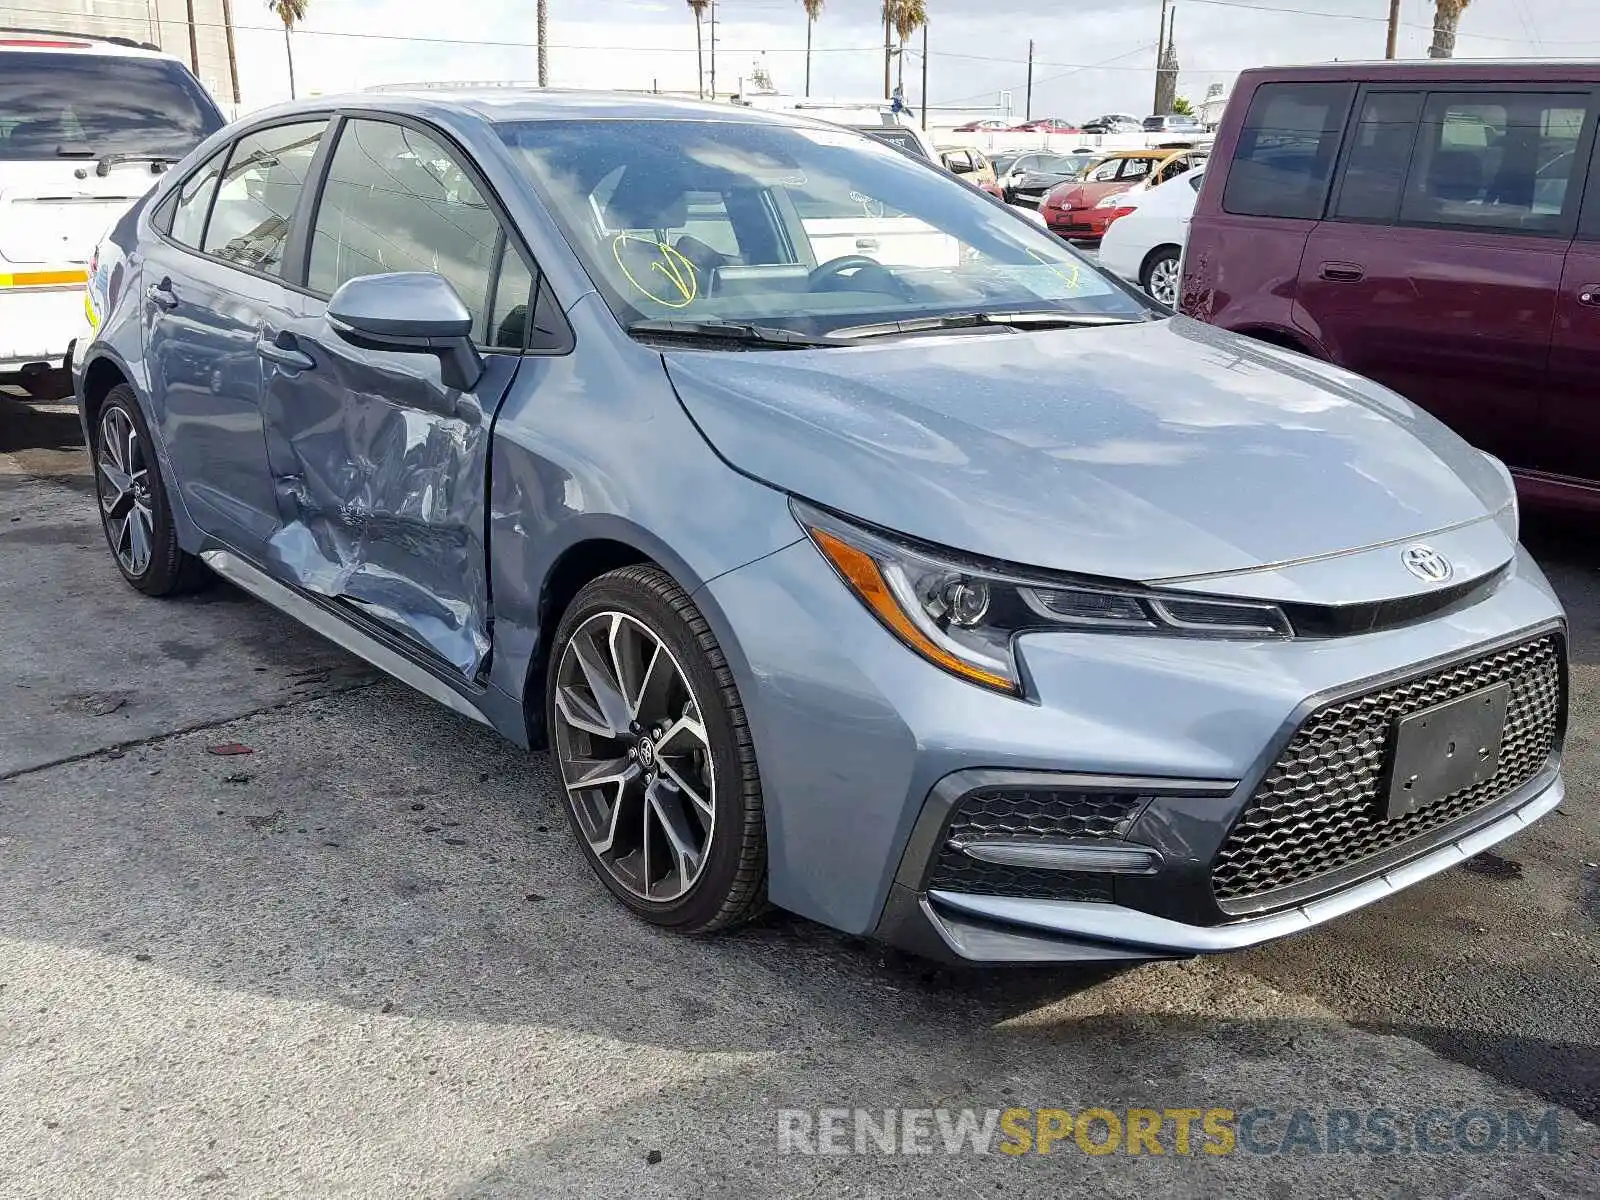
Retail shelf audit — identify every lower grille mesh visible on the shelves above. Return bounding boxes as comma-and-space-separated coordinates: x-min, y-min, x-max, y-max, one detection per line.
927, 789, 1143, 901
1211, 633, 1563, 905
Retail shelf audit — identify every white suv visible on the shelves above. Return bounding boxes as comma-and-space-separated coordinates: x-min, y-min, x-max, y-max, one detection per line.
0, 31, 223, 392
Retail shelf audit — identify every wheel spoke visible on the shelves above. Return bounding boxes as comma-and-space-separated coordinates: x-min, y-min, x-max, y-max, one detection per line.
564, 753, 638, 794
126, 505, 153, 575
658, 756, 714, 821
555, 683, 615, 739
656, 705, 709, 755
647, 781, 702, 890
570, 622, 632, 737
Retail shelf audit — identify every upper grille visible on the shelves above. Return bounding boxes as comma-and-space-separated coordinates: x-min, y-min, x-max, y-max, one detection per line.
1211, 633, 1563, 906
926, 788, 1143, 901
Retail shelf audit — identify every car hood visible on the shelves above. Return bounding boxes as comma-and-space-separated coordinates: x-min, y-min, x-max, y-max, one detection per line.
663, 317, 1510, 584
1052, 180, 1129, 207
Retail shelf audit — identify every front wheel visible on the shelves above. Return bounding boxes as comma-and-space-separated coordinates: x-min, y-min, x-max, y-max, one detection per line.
546, 565, 767, 932
1141, 246, 1182, 308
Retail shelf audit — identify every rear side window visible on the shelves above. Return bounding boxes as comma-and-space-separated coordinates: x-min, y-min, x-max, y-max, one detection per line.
168, 149, 226, 248
1223, 82, 1354, 219
1333, 92, 1423, 222
0, 52, 221, 161
1398, 92, 1588, 233
203, 121, 326, 276
308, 119, 500, 335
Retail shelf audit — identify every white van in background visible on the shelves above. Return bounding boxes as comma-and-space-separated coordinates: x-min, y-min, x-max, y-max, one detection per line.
0, 30, 224, 394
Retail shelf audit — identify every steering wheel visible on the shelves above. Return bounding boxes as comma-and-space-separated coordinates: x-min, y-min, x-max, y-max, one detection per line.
807, 254, 907, 296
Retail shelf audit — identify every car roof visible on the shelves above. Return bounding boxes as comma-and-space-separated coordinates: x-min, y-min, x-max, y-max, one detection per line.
266, 88, 839, 130
0, 30, 175, 60
1239, 58, 1600, 84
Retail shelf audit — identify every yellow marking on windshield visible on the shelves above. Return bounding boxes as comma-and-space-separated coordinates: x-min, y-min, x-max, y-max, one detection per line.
612, 234, 699, 308
1025, 248, 1081, 291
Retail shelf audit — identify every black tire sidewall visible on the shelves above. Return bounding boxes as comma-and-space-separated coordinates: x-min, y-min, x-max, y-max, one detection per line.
1142, 247, 1181, 301
547, 569, 758, 931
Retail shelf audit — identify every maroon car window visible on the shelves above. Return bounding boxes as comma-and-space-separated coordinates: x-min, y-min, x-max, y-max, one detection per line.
1333, 92, 1423, 223
1397, 92, 1588, 234
1223, 82, 1355, 219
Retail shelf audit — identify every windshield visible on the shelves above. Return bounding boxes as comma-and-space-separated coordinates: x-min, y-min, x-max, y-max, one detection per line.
0, 52, 222, 161
498, 118, 1149, 339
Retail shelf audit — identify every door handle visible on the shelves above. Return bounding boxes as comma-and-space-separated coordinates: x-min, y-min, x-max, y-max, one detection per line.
855, 237, 880, 250
1578, 284, 1600, 307
145, 279, 178, 310
1319, 262, 1365, 283
256, 335, 314, 373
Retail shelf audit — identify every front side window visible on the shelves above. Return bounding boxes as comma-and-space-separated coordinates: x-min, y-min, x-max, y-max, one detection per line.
308, 119, 501, 336
1087, 158, 1123, 182
498, 118, 1147, 339
1398, 92, 1588, 233
1223, 82, 1355, 219
1333, 92, 1422, 223
203, 121, 326, 275
0, 52, 221, 161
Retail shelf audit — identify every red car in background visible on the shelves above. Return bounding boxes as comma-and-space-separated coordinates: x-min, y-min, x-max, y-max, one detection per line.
1010, 117, 1078, 133
952, 118, 1011, 132
1041, 149, 1206, 241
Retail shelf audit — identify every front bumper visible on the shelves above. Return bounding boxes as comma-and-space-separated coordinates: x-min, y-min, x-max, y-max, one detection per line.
703, 538, 1567, 963
1045, 210, 1113, 239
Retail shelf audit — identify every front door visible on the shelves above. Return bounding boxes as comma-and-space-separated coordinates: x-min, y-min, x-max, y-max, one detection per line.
257, 116, 537, 679
1546, 135, 1600, 488
142, 120, 328, 545
1297, 88, 1589, 471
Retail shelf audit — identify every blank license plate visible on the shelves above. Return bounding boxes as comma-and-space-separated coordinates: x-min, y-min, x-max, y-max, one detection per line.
1384, 683, 1511, 819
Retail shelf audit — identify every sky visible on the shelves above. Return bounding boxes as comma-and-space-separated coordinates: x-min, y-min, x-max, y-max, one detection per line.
226, 0, 1600, 118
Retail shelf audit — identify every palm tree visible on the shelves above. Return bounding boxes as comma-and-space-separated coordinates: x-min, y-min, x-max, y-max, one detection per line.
1428, 0, 1471, 58
688, 0, 710, 98
268, 0, 307, 100
802, 0, 823, 98
883, 1, 927, 98
537, 0, 548, 86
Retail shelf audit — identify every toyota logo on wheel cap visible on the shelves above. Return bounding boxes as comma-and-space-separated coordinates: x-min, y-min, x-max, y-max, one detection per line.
1402, 545, 1453, 583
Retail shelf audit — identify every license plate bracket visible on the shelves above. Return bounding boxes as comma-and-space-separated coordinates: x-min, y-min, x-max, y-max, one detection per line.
1384, 682, 1511, 819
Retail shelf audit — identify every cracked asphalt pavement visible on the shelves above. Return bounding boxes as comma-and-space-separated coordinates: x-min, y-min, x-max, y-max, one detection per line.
2, 387, 1597, 1198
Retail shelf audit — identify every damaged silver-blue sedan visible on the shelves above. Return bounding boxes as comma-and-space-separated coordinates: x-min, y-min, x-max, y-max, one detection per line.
74, 91, 1567, 962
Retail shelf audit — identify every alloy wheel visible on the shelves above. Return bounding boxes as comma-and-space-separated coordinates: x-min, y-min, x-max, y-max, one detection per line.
1147, 256, 1180, 307
96, 405, 155, 578
552, 611, 717, 903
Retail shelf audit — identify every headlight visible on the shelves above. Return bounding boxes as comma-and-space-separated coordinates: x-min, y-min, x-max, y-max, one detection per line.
794, 501, 1292, 697
1481, 451, 1519, 539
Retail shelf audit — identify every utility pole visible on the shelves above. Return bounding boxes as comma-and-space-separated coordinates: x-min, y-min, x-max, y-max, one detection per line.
1385, 0, 1401, 58
1154, 0, 1170, 112
709, 0, 718, 99
1024, 39, 1033, 121
184, 0, 199, 75
883, 13, 892, 99
920, 22, 929, 130
219, 0, 240, 107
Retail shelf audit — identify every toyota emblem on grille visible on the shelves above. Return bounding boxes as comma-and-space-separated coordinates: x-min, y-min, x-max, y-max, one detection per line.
1402, 545, 1453, 583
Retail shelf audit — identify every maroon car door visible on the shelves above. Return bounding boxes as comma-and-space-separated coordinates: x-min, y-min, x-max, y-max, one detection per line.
1546, 134, 1600, 490
1295, 88, 1588, 472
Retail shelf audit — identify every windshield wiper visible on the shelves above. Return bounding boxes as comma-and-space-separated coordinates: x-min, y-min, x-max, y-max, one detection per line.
95, 152, 179, 177
826, 310, 1151, 341
627, 318, 838, 349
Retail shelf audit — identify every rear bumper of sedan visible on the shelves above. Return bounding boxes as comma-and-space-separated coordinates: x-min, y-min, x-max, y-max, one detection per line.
705, 538, 1567, 964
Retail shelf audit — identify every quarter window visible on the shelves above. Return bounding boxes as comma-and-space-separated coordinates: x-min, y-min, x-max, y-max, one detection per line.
1398, 92, 1588, 233
1333, 92, 1422, 223
487, 239, 535, 350
168, 148, 226, 248
1223, 82, 1355, 219
308, 119, 500, 335
202, 121, 325, 275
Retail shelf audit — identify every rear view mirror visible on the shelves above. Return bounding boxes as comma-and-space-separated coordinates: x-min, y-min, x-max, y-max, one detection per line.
328, 271, 484, 392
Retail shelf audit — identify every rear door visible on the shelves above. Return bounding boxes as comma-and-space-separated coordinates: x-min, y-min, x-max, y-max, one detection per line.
1299, 86, 1590, 468
142, 119, 329, 545
1548, 126, 1600, 486
260, 115, 541, 678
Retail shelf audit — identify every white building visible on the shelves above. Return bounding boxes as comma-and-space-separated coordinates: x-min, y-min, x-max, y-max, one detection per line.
9, 0, 241, 110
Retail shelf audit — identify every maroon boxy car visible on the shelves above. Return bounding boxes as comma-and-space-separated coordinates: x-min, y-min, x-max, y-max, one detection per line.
1183, 61, 1600, 514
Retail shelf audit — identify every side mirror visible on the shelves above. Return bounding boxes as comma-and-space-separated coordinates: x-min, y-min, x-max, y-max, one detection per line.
327, 271, 484, 392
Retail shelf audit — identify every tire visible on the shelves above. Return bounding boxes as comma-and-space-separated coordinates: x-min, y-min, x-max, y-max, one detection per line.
92, 384, 210, 596
546, 564, 767, 933
1140, 246, 1182, 308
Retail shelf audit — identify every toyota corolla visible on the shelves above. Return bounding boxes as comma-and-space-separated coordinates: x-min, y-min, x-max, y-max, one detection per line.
74, 91, 1567, 962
